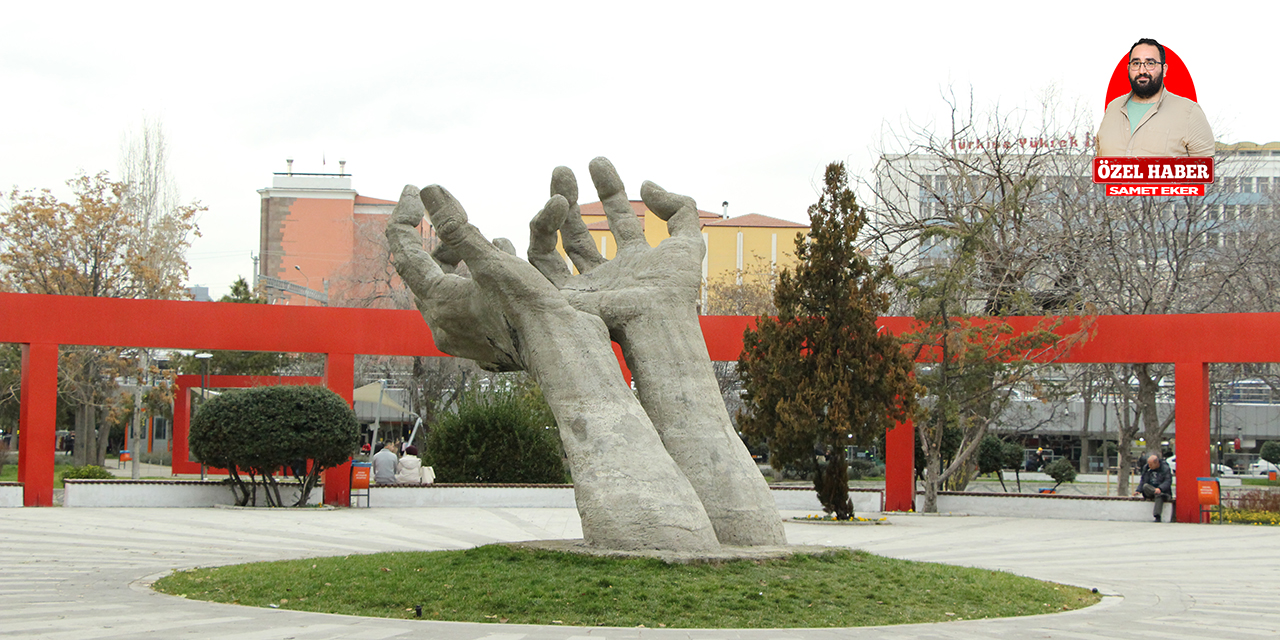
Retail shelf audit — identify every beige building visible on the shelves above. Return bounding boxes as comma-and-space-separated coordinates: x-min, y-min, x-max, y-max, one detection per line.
568, 200, 808, 310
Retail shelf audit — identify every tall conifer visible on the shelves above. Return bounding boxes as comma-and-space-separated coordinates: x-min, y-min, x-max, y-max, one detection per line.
738, 163, 917, 519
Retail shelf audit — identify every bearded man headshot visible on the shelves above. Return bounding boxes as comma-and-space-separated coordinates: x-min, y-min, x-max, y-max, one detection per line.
1096, 38, 1214, 157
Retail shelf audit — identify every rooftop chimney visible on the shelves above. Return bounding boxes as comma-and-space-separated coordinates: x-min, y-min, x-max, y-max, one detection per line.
722, 200, 729, 219
339, 160, 347, 176
286, 158, 294, 176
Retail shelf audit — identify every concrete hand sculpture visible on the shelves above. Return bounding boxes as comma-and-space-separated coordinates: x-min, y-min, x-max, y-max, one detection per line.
526, 158, 786, 546
386, 185, 719, 552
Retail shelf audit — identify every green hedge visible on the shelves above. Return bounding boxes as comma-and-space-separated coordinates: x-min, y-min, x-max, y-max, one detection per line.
60, 465, 115, 481
190, 385, 359, 506
427, 391, 564, 484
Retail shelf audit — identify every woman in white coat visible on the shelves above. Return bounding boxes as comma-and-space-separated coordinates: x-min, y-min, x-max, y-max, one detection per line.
395, 445, 435, 485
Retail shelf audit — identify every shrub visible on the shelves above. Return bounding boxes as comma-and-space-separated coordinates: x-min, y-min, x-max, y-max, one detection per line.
1045, 458, 1078, 490
426, 389, 564, 484
190, 385, 359, 507
976, 435, 1023, 492
1260, 441, 1280, 466
848, 459, 882, 480
61, 465, 115, 481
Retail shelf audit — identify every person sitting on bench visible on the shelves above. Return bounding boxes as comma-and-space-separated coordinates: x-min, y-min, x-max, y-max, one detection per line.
1135, 454, 1173, 522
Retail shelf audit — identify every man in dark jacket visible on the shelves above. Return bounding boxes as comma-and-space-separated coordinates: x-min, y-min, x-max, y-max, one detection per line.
1135, 454, 1173, 522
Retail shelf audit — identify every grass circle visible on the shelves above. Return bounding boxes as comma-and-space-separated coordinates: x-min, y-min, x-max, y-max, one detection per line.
154, 545, 1099, 628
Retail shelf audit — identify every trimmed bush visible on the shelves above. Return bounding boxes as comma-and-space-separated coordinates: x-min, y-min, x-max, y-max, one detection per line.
60, 465, 115, 481
427, 391, 564, 484
1045, 458, 1078, 490
1260, 441, 1280, 466
190, 385, 359, 506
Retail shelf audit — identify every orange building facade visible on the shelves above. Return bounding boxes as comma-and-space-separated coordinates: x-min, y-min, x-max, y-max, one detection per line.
258, 167, 433, 308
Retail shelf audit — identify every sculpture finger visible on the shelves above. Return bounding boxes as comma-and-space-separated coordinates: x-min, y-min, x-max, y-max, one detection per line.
432, 243, 463, 275
385, 185, 446, 295
529, 194, 572, 286
552, 166, 606, 272
493, 238, 519, 257
589, 157, 646, 249
420, 185, 500, 266
641, 181, 701, 239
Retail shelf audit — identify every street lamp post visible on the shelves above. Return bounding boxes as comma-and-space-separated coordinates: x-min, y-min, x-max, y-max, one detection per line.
194, 352, 213, 481
294, 265, 310, 306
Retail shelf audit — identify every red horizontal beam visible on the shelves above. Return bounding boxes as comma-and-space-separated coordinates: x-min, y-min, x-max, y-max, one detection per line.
3, 292, 1279, 364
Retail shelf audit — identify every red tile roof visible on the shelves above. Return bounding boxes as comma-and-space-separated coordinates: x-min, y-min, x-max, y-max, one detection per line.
702, 213, 808, 228
354, 195, 397, 205
578, 200, 721, 219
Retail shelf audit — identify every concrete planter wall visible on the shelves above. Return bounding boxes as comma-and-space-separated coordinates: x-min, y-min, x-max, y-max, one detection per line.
932, 491, 1173, 522
369, 484, 577, 508
364, 484, 884, 512
0, 483, 21, 508
769, 487, 883, 513
57, 480, 1174, 521
63, 480, 321, 508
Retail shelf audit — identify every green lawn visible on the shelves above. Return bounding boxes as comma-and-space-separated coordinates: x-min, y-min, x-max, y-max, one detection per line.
154, 545, 1099, 628
0, 459, 82, 487
1240, 478, 1280, 487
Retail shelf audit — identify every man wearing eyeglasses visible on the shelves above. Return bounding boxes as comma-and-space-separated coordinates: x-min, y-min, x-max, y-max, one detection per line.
1096, 38, 1214, 157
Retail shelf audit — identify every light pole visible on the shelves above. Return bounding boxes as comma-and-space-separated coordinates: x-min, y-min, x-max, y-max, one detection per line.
194, 352, 213, 481
294, 265, 310, 306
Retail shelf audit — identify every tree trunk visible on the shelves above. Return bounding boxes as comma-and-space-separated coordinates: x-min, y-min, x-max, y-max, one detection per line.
1135, 364, 1165, 457
1116, 398, 1136, 495
73, 405, 90, 466
93, 410, 110, 467
814, 443, 853, 519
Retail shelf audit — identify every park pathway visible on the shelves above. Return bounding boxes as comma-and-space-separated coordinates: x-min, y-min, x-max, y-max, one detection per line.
0, 507, 1277, 639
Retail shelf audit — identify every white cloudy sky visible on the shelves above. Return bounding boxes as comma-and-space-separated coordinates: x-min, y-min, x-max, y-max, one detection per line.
3, 1, 1277, 299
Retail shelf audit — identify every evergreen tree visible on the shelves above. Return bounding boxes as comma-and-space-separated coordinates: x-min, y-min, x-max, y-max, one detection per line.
737, 162, 917, 519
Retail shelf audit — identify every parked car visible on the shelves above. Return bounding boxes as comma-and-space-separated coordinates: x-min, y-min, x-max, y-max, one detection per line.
1166, 456, 1234, 476
1248, 459, 1280, 475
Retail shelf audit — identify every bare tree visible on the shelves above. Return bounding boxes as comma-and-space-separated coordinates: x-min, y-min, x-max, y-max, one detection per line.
865, 89, 1095, 511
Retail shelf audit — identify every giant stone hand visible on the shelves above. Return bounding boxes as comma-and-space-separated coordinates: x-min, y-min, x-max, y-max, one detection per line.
527, 158, 786, 546
386, 185, 719, 552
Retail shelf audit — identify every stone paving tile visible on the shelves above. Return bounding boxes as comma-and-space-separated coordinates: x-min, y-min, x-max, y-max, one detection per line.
0, 508, 1277, 639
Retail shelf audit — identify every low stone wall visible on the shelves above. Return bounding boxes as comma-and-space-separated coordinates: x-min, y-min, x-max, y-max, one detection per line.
769, 487, 883, 513
0, 483, 21, 508
365, 484, 883, 512
368, 484, 577, 508
63, 480, 321, 508
56, 480, 1175, 520
933, 491, 1173, 522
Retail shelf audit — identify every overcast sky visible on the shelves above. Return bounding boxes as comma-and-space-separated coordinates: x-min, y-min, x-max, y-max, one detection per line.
3, 1, 1277, 299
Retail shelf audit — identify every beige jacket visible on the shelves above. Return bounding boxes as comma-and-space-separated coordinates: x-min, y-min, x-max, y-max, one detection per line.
1096, 89, 1214, 157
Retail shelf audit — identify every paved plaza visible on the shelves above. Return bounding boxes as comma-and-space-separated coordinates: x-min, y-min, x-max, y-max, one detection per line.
1, 507, 1277, 639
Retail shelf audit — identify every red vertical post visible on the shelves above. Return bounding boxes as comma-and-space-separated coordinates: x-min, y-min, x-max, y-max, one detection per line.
18, 343, 58, 507
1175, 361, 1211, 523
171, 382, 198, 474
884, 419, 915, 512
323, 353, 355, 507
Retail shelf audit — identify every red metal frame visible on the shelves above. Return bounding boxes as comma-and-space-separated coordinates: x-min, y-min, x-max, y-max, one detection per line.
6, 291, 1280, 523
